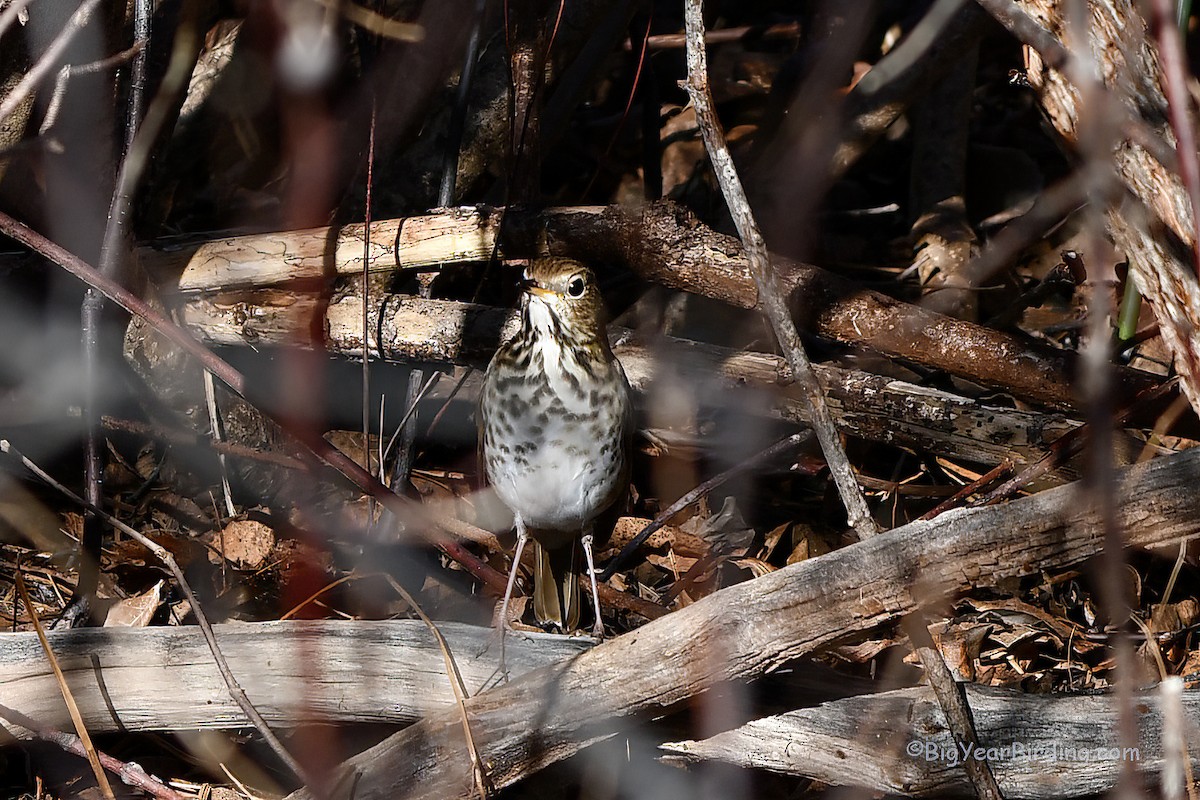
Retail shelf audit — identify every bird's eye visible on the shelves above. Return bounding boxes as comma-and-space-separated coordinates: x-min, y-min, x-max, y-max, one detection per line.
566, 275, 586, 298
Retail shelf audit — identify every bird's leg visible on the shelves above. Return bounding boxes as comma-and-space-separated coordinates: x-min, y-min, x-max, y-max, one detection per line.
581, 528, 605, 640
497, 516, 529, 674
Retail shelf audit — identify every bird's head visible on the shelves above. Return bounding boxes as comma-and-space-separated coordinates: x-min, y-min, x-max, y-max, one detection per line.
518, 257, 608, 346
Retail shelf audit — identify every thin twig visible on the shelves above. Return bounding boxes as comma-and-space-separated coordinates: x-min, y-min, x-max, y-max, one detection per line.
660, 551, 725, 606
203, 370, 236, 517
0, 0, 34, 41
383, 371, 442, 469
621, 21, 801, 51
126, 0, 150, 156
379, 573, 490, 799
390, 366, 429, 491
97, 13, 198, 275
311, 0, 423, 41
903, 614, 1004, 800
39, 41, 147, 135
424, 367, 474, 440
682, 1, 878, 538
600, 432, 809, 580
1, 441, 320, 795
1163, 538, 1188, 606
75, 9, 200, 626
363, 99, 376, 526
280, 573, 357, 620
14, 573, 116, 800
439, 0, 488, 207
0, 0, 105, 123
918, 460, 1013, 521
0, 703, 184, 800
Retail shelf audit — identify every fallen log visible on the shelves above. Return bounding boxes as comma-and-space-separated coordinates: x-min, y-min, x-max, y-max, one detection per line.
0, 620, 589, 737
661, 682, 1197, 799
282, 444, 1200, 800
138, 202, 1166, 414
174, 290, 1090, 476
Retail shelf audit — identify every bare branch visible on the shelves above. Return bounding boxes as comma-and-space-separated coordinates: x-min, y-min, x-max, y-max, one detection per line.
682, 0, 877, 538
0, 0, 104, 124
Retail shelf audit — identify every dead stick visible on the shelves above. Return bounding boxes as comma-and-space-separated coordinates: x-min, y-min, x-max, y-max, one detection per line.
682, 0, 877, 539
0, 0, 104, 122
0, 703, 184, 800
903, 614, 1004, 800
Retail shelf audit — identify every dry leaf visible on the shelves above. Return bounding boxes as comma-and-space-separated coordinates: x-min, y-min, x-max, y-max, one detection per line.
104, 580, 163, 627
758, 522, 789, 561
213, 519, 274, 569
646, 552, 698, 573
1149, 598, 1200, 632
609, 516, 709, 557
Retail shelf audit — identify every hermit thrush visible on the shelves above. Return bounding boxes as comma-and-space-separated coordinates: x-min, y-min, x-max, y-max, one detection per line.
480, 257, 632, 638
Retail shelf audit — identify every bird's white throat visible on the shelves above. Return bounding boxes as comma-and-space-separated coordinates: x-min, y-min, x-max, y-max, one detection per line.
524, 296, 595, 413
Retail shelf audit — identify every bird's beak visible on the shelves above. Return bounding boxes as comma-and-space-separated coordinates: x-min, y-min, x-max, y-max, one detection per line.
519, 279, 555, 298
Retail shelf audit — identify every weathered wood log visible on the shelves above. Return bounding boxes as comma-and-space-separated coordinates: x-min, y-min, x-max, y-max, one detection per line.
142, 211, 497, 290
175, 291, 1091, 476
661, 683, 1197, 799
140, 202, 1167, 414
282, 445, 1200, 800
0, 620, 589, 737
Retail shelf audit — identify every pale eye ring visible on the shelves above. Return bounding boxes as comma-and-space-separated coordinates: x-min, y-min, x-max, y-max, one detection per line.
566, 275, 586, 298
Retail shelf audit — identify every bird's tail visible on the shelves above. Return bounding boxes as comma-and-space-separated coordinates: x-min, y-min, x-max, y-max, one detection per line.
532, 538, 581, 632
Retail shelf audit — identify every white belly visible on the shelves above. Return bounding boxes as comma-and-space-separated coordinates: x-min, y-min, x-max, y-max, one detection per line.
482, 340, 630, 532
489, 420, 624, 531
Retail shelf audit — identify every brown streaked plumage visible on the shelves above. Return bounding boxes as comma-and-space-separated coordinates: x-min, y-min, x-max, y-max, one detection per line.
480, 257, 632, 638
